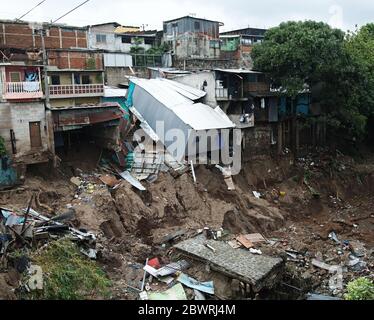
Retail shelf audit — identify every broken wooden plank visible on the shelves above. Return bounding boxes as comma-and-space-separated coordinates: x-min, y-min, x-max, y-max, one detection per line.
236, 235, 254, 249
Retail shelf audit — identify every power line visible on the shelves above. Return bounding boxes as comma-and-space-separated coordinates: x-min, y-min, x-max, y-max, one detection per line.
16, 0, 48, 21
51, 0, 90, 24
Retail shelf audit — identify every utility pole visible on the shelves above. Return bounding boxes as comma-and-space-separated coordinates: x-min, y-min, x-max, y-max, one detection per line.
33, 27, 49, 105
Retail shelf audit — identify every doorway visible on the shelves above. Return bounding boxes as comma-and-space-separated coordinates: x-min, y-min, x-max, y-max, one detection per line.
29, 121, 42, 148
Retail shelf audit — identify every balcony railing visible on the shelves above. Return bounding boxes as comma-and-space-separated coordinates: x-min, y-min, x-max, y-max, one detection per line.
216, 87, 247, 101
3, 82, 43, 100
215, 87, 228, 100
49, 84, 104, 98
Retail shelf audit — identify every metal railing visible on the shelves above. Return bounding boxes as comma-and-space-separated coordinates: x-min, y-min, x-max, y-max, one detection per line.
131, 54, 163, 67
49, 84, 104, 97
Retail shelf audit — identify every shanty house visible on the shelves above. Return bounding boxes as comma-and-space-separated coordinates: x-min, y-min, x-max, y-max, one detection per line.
126, 78, 235, 162
163, 16, 223, 60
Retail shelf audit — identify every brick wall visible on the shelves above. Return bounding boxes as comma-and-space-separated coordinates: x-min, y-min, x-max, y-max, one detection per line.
48, 50, 103, 70
0, 21, 87, 50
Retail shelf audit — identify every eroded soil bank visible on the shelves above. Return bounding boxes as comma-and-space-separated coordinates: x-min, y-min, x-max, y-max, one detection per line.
0, 149, 373, 299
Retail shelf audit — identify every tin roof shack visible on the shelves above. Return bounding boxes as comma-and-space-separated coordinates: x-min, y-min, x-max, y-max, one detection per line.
277, 91, 325, 155
126, 77, 235, 163
214, 69, 263, 128
220, 27, 267, 68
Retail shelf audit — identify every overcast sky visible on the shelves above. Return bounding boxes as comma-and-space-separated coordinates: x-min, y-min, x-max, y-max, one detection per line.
0, 0, 372, 32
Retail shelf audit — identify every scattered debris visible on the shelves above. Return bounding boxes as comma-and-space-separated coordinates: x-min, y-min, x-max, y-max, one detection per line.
249, 248, 262, 255
177, 273, 214, 295
174, 235, 284, 293
328, 232, 340, 244
236, 235, 254, 249
147, 283, 188, 300
27, 265, 43, 291
119, 171, 146, 191
252, 191, 261, 199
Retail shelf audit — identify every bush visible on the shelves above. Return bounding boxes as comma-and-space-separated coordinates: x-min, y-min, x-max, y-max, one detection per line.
28, 238, 111, 300
344, 277, 374, 300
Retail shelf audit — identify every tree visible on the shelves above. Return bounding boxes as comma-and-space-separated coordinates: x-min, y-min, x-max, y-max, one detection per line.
252, 21, 347, 155
252, 21, 346, 97
252, 21, 374, 148
344, 24, 374, 141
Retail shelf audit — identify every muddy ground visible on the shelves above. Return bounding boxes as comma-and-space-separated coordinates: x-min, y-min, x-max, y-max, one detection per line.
0, 148, 373, 300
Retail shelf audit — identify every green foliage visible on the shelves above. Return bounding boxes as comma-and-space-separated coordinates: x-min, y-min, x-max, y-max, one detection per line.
344, 277, 374, 300
130, 38, 146, 54
29, 238, 111, 300
252, 21, 374, 142
0, 136, 6, 157
146, 43, 170, 55
130, 46, 145, 54
252, 21, 345, 98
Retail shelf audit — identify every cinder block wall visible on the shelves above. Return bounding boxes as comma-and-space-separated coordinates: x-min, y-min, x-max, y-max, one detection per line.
0, 102, 49, 157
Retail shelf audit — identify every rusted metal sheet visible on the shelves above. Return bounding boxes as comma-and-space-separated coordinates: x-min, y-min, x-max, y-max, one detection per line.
52, 105, 123, 129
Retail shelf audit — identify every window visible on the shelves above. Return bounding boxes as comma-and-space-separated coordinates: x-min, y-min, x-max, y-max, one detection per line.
121, 36, 132, 44
241, 38, 252, 46
194, 21, 200, 30
9, 72, 21, 82
144, 38, 154, 45
51, 75, 60, 85
96, 34, 107, 44
209, 40, 220, 49
81, 75, 90, 84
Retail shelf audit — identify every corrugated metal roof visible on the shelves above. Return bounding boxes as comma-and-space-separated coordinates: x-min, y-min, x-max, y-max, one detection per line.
159, 78, 206, 101
130, 78, 234, 131
130, 77, 193, 109
173, 104, 234, 130
214, 68, 262, 74
148, 67, 191, 75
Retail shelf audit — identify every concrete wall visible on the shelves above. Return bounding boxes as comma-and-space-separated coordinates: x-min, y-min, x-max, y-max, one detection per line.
172, 71, 218, 108
0, 102, 49, 159
50, 97, 101, 108
242, 125, 275, 161
173, 58, 238, 71
88, 26, 152, 53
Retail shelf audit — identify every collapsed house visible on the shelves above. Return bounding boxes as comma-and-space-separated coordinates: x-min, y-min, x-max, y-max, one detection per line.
125, 77, 235, 164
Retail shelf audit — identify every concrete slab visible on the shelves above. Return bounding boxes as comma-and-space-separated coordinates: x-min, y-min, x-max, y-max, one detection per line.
174, 235, 284, 292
